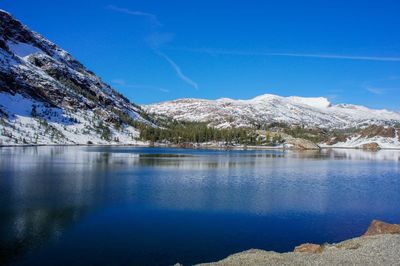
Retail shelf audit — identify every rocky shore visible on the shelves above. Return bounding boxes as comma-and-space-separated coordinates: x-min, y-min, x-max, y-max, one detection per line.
195, 220, 400, 266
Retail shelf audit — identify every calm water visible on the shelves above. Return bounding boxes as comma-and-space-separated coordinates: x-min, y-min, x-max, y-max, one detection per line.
0, 146, 399, 265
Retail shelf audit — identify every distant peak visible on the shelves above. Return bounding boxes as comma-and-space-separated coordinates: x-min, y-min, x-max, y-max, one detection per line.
251, 94, 280, 101
217, 97, 235, 102
287, 96, 331, 108
251, 94, 331, 108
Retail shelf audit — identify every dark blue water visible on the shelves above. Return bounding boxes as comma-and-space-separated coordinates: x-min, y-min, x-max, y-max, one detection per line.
0, 146, 399, 265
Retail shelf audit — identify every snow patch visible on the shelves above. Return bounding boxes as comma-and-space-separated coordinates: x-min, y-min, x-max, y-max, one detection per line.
144, 93, 400, 129
7, 41, 42, 58
251, 94, 279, 102
0, 92, 35, 116
0, 92, 142, 145
288, 96, 331, 109
321, 134, 400, 149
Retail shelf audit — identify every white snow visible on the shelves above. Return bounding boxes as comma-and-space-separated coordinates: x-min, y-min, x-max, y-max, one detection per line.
7, 41, 42, 58
0, 92, 40, 117
321, 134, 400, 149
0, 92, 142, 145
144, 93, 400, 129
287, 96, 331, 109
0, 11, 154, 146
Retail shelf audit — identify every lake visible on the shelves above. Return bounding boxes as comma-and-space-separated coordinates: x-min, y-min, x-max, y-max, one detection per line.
0, 146, 399, 265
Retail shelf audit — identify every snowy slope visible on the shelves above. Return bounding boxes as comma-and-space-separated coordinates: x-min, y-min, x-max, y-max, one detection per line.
322, 127, 400, 149
321, 135, 400, 149
144, 94, 400, 129
0, 9, 151, 145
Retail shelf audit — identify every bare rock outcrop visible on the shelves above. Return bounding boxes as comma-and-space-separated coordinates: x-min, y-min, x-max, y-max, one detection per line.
360, 142, 380, 151
363, 219, 400, 236
359, 125, 396, 138
283, 135, 320, 150
293, 243, 323, 253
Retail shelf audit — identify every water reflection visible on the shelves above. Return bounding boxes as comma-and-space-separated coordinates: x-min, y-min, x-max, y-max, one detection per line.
0, 146, 399, 265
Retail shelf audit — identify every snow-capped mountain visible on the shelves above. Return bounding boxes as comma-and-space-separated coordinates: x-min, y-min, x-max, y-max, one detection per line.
144, 94, 400, 129
0, 9, 151, 145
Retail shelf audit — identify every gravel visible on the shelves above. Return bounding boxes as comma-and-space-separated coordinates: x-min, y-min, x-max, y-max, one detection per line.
197, 234, 400, 266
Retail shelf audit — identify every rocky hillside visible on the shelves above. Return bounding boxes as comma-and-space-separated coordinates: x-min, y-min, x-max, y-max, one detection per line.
144, 95, 400, 149
144, 94, 400, 129
1, 9, 399, 148
321, 125, 400, 149
0, 9, 151, 145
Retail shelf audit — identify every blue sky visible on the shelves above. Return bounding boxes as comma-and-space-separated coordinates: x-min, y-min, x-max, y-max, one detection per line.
2, 0, 400, 110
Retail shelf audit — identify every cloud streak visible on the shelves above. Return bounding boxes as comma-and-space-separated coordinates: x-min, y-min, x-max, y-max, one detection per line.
155, 51, 198, 90
366, 87, 385, 95
111, 79, 169, 93
107, 5, 161, 26
108, 5, 198, 90
170, 47, 400, 62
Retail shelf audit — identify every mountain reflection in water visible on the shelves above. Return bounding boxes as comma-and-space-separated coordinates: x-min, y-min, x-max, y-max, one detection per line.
0, 146, 399, 265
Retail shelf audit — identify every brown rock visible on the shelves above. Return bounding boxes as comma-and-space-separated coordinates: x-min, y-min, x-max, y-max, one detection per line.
283, 135, 320, 150
359, 125, 396, 138
363, 220, 400, 236
294, 243, 323, 253
361, 142, 380, 151
397, 129, 400, 142
179, 142, 196, 149
327, 134, 348, 145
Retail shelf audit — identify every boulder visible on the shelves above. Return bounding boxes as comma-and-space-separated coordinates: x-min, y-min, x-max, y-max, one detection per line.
284, 137, 320, 150
293, 243, 323, 253
397, 129, 400, 142
359, 125, 396, 138
361, 142, 380, 151
363, 220, 400, 236
326, 135, 348, 145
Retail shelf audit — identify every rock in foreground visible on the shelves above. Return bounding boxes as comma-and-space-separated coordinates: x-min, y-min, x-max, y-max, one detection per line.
293, 243, 323, 253
197, 220, 400, 266
363, 220, 400, 236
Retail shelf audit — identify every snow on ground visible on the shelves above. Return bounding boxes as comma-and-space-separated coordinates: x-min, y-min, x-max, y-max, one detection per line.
7, 41, 42, 58
0, 92, 34, 116
0, 92, 143, 145
144, 93, 400, 129
321, 133, 400, 149
287, 96, 331, 108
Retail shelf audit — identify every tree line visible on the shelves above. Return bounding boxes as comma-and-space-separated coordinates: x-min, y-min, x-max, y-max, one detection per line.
137, 121, 284, 146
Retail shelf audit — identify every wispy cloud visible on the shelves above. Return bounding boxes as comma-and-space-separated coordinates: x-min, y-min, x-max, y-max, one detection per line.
106, 5, 161, 26
146, 32, 175, 48
110, 79, 126, 86
108, 5, 198, 90
111, 79, 169, 93
158, 88, 170, 93
169, 47, 400, 62
366, 87, 385, 95
325, 94, 339, 101
155, 51, 198, 90
366, 86, 400, 95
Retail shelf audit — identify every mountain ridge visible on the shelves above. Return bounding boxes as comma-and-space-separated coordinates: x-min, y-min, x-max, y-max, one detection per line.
0, 9, 151, 145
144, 94, 400, 129
1, 9, 399, 149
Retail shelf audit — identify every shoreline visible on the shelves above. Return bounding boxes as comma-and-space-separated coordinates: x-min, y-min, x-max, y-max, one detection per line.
195, 220, 400, 266
1, 143, 400, 151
